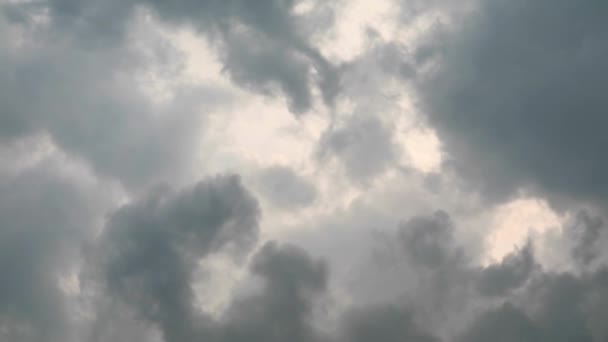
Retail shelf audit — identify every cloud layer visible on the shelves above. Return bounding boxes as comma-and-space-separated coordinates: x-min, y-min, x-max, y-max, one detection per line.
1, 0, 608, 341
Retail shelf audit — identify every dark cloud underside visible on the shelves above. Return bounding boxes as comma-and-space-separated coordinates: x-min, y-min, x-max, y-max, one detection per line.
1, 1, 608, 342
417, 0, 608, 206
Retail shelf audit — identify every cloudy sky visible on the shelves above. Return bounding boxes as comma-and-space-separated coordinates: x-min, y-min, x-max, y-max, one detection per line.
1, 0, 608, 341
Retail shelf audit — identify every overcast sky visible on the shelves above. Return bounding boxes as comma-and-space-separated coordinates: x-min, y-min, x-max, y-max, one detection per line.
1, 0, 608, 341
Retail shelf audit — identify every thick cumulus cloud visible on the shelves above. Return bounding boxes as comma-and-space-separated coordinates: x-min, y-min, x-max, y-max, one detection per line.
318, 114, 398, 184
567, 210, 606, 268
219, 242, 328, 342
141, 0, 340, 113
76, 192, 608, 342
1, 0, 337, 189
0, 157, 109, 342
80, 172, 328, 341
338, 305, 439, 342
0, 4, 224, 190
256, 165, 317, 210
3, 0, 608, 342
416, 0, 608, 206
40, 0, 339, 114
87, 208, 333, 342
85, 175, 259, 341
458, 269, 608, 342
86, 206, 453, 342
360, 211, 608, 342
476, 241, 536, 297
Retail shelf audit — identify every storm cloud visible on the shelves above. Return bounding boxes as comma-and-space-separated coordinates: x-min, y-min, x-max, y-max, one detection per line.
85, 175, 259, 341
255, 165, 317, 210
416, 0, 608, 207
40, 0, 339, 113
0, 157, 109, 342
2, 0, 608, 341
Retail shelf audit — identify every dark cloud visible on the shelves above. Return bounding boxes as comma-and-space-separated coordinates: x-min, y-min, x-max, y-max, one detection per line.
0, 7, 225, 191
399, 3, 608, 338
4, 1, 608, 342
393, 210, 608, 342
83, 238, 328, 342
456, 303, 539, 342
528, 273, 592, 342
220, 29, 315, 113
566, 210, 605, 267
0, 0, 339, 191
42, 0, 339, 114
318, 115, 398, 184
256, 166, 317, 210
339, 305, 439, 342
0, 158, 107, 342
399, 210, 464, 269
459, 269, 607, 342
219, 242, 328, 342
360, 211, 608, 342
415, 0, 608, 207
85, 300, 162, 342
476, 242, 536, 297
87, 236, 330, 342
585, 269, 608, 341
85, 174, 259, 342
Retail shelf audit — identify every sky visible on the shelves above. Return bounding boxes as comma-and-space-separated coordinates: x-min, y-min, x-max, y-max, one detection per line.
1, 0, 608, 341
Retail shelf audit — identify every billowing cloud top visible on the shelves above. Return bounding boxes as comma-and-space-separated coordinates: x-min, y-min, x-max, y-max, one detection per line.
1, 0, 608, 341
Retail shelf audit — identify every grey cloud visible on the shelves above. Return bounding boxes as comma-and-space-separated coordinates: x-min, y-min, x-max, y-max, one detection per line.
0, 8, 225, 191
567, 210, 605, 267
339, 305, 439, 342
87, 207, 476, 342
395, 211, 608, 342
313, 37, 422, 183
86, 300, 162, 342
3, 164, 608, 342
156, 0, 341, 114
220, 29, 315, 113
585, 269, 608, 341
87, 237, 330, 342
220, 242, 328, 342
86, 174, 259, 342
45, 0, 136, 44
376, 43, 417, 80
372, 211, 587, 341
398, 210, 465, 269
1, 0, 338, 191
477, 242, 536, 297
0, 159, 108, 342
456, 303, 539, 342
415, 0, 608, 207
396, 212, 478, 336
5, 1, 608, 342
318, 115, 398, 184
279, 207, 608, 342
220, 241, 439, 342
527, 273, 591, 342
460, 270, 601, 342
256, 166, 317, 210
42, 0, 339, 114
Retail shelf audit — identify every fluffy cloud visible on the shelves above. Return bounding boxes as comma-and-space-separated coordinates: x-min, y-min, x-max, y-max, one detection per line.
0, 4, 224, 190
416, 0, 608, 207
219, 242, 328, 342
255, 165, 317, 210
318, 114, 398, 184
42, 0, 339, 114
0, 156, 110, 342
85, 175, 259, 341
